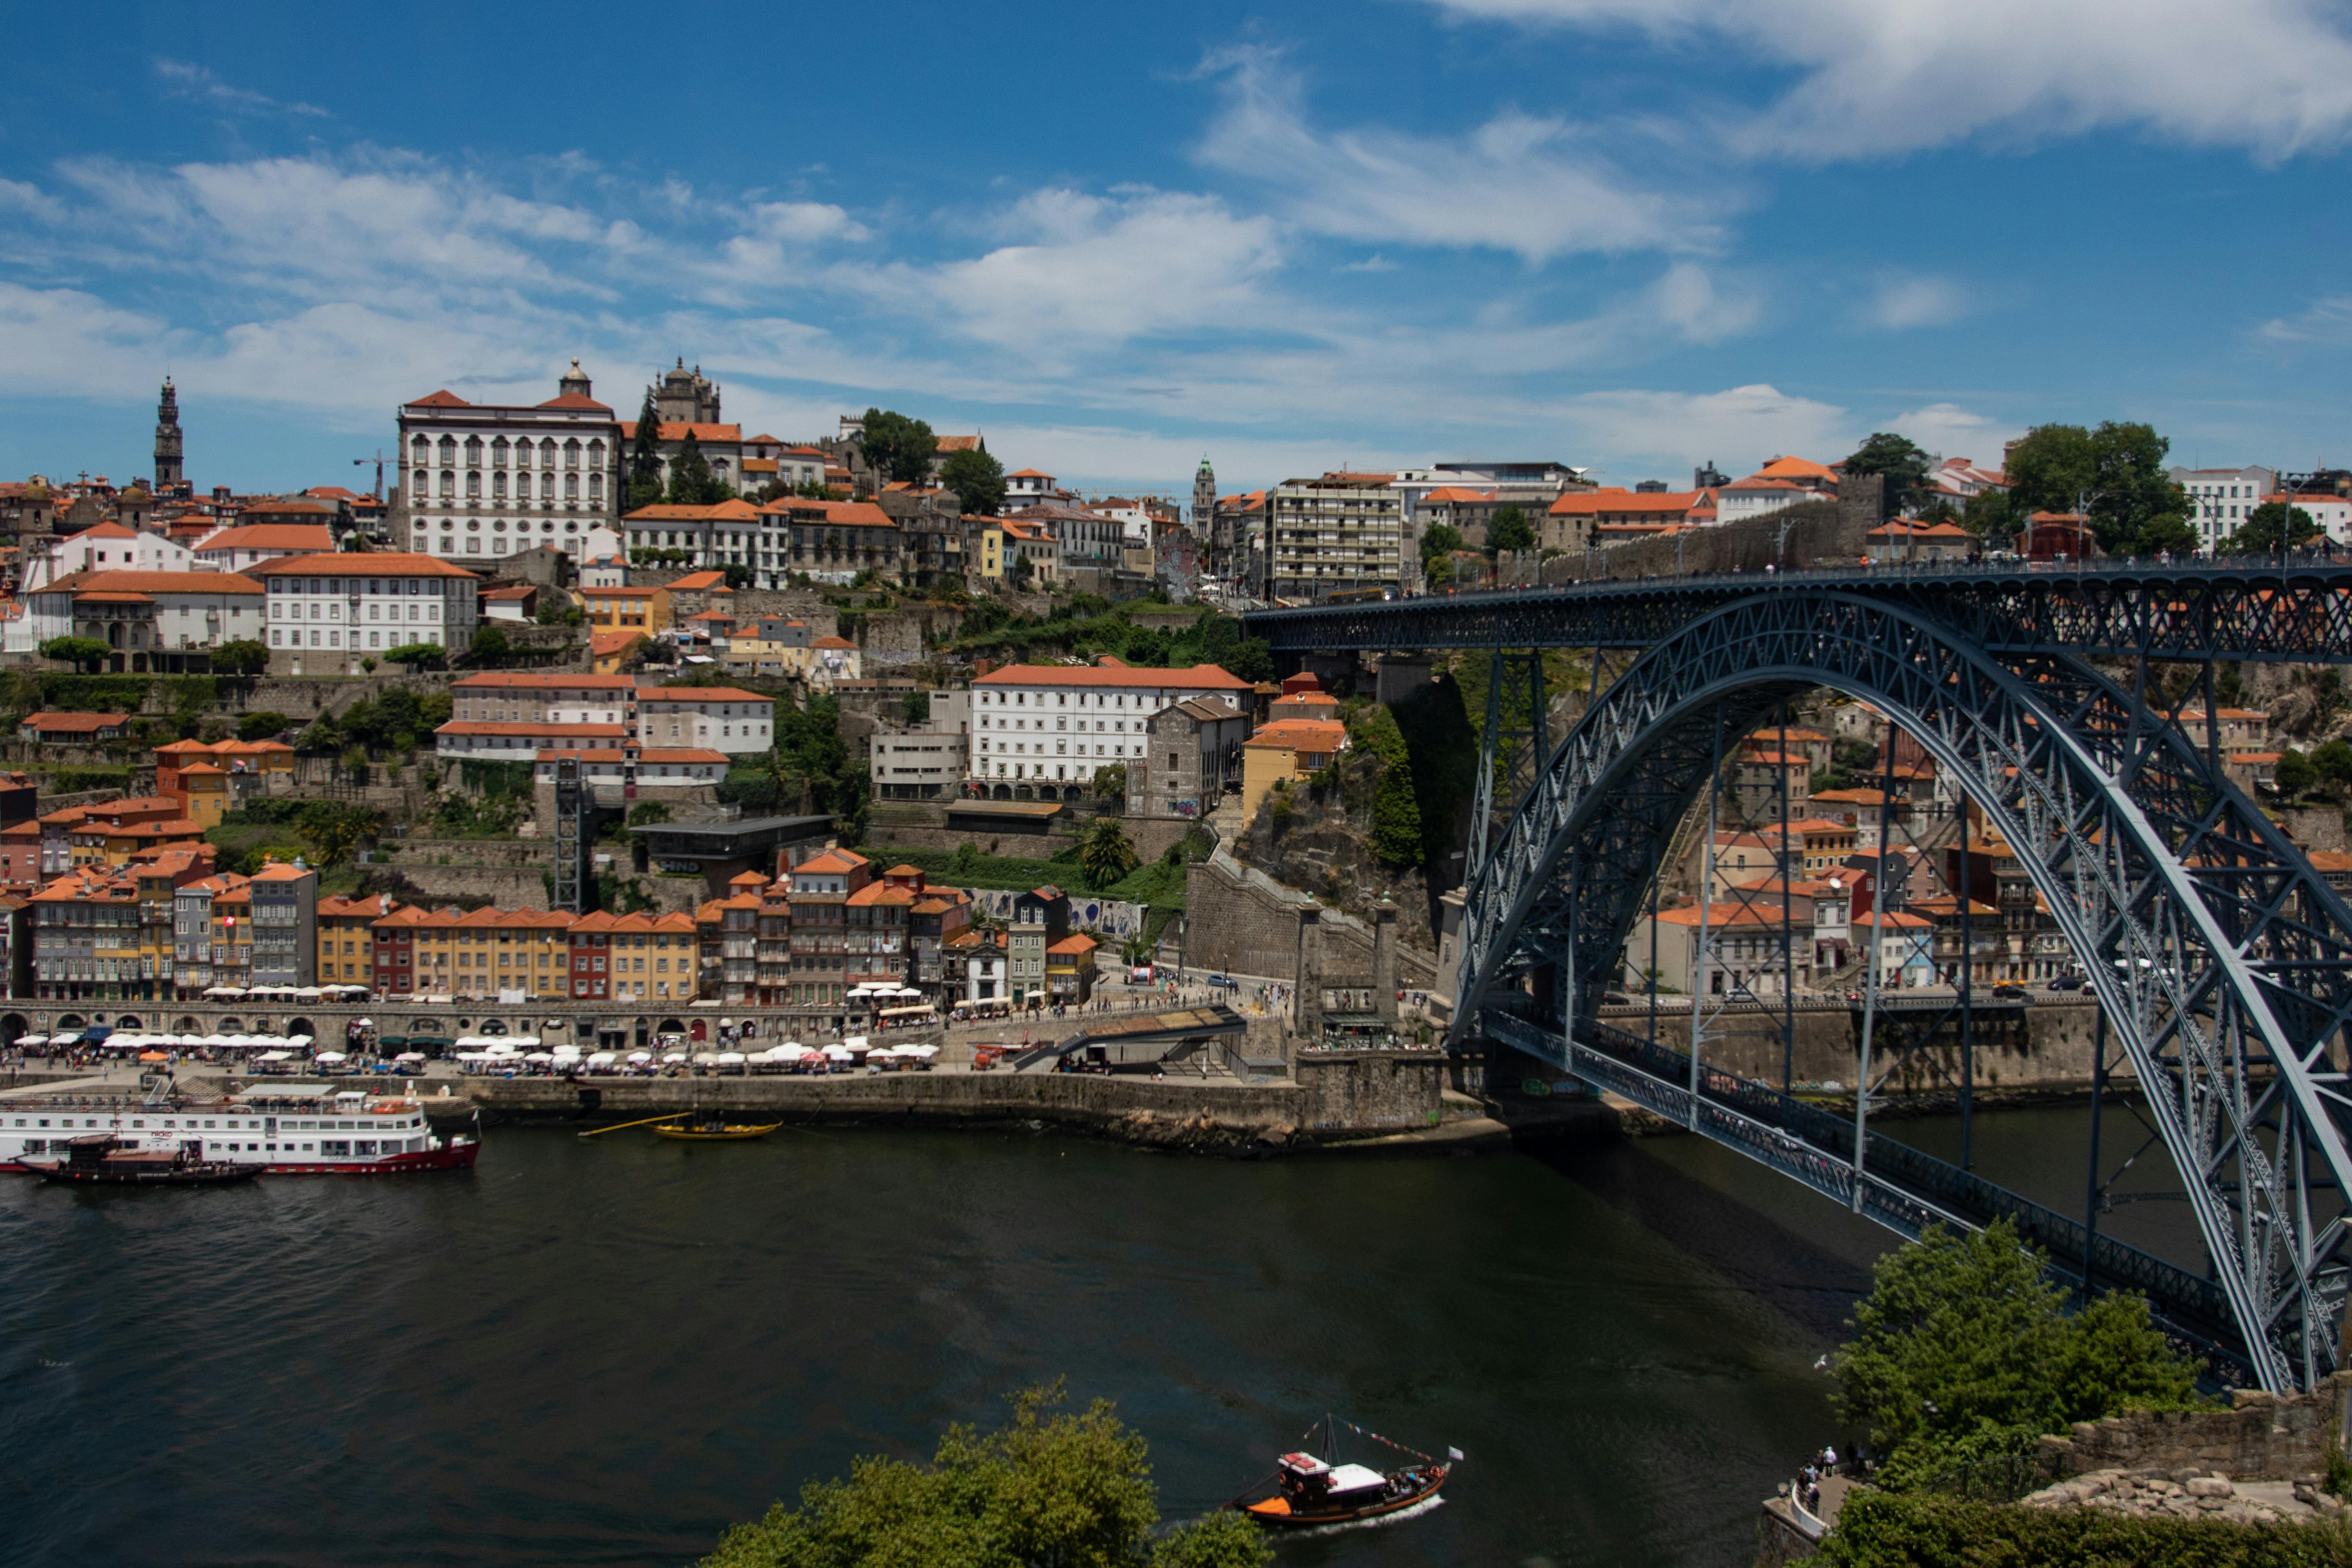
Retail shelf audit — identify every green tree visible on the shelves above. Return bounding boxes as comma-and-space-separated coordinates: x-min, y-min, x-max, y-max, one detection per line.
900, 689, 931, 726
1419, 522, 1465, 573
1831, 1219, 2203, 1488
1077, 816, 1140, 888
211, 638, 271, 677
721, 564, 753, 590
297, 801, 380, 867
382, 642, 445, 669
39, 637, 110, 672
1485, 505, 1535, 554
700, 1383, 1270, 1568
470, 625, 511, 662
1090, 763, 1127, 803
667, 431, 718, 505
628, 392, 666, 511
1352, 704, 1424, 866
2222, 499, 2322, 554
1842, 432, 1934, 519
941, 447, 1008, 514
2275, 747, 2317, 798
1959, 487, 2020, 542
859, 407, 938, 486
2004, 421, 2191, 556
1008, 551, 1035, 589
237, 710, 291, 741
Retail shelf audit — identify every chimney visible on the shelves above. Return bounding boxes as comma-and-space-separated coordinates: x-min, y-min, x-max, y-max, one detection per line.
1373, 899, 1399, 1023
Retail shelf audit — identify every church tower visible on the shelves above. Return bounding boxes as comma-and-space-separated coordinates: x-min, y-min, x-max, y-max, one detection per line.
1192, 454, 1215, 532
154, 377, 184, 490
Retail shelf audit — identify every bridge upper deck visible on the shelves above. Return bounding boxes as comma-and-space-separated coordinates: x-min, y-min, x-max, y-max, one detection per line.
1243, 554, 2352, 662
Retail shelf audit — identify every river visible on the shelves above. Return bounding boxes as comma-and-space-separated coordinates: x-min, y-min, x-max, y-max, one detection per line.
0, 1120, 1931, 1568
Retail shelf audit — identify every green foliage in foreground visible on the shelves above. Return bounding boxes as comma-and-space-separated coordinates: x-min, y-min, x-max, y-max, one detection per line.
1820, 1491, 2352, 1568
701, 1383, 1270, 1568
1832, 1219, 2206, 1491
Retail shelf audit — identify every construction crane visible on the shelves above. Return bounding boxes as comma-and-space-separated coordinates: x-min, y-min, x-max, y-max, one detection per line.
352, 449, 389, 502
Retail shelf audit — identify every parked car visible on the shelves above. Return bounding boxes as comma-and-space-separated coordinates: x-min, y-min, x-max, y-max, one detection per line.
2047, 974, 2087, 991
1992, 983, 2034, 1001
1602, 991, 1632, 1006
1206, 973, 1238, 990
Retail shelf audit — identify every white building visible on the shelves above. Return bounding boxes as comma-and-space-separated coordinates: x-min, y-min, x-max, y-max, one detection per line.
450, 673, 634, 725
2262, 489, 2352, 545
254, 552, 481, 656
530, 747, 729, 787
2170, 466, 2281, 551
621, 499, 763, 576
634, 685, 774, 754
970, 659, 1254, 798
1004, 468, 1062, 509
191, 523, 335, 573
20, 521, 200, 594
436, 721, 628, 760
19, 569, 268, 660
1716, 475, 1816, 524
398, 361, 622, 563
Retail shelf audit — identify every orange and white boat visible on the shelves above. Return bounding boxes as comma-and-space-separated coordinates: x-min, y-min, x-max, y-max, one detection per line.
1228, 1416, 1453, 1529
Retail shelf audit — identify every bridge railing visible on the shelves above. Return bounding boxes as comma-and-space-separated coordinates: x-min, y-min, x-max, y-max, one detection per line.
1481, 1001, 2248, 1379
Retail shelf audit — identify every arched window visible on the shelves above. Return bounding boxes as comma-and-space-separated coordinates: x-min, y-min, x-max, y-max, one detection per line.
565, 473, 579, 500
587, 440, 605, 465
564, 439, 581, 469
493, 472, 507, 499
466, 471, 481, 498
490, 438, 508, 468
540, 438, 557, 466
541, 472, 555, 500
439, 471, 456, 498
464, 436, 483, 466
413, 469, 429, 498
438, 436, 456, 462
588, 473, 603, 502
410, 435, 429, 460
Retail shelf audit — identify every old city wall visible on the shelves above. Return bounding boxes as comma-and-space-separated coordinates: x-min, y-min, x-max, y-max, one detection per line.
1292, 1050, 1446, 1131
862, 812, 1192, 865
2039, 1378, 2352, 1483
1186, 851, 1437, 987
1523, 492, 1873, 588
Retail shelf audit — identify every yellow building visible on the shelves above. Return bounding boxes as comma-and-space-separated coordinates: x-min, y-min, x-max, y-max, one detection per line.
1046, 933, 1097, 1005
1238, 719, 1349, 827
177, 762, 233, 829
975, 522, 1004, 580
318, 893, 400, 986
578, 584, 672, 638
399, 905, 574, 1001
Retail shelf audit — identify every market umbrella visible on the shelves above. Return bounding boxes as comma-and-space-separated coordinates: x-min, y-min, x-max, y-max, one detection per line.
395, 1052, 427, 1063
626, 1051, 652, 1064
315, 1051, 347, 1063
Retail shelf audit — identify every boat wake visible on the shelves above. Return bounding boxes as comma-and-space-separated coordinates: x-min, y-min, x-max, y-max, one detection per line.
1282, 1493, 1447, 1539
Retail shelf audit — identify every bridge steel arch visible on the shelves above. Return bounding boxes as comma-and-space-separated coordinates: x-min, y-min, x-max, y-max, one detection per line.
1452, 589, 2352, 1393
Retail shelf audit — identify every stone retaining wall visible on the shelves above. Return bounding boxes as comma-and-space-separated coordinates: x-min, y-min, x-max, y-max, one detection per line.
2039, 1376, 2352, 1482
1186, 851, 1437, 986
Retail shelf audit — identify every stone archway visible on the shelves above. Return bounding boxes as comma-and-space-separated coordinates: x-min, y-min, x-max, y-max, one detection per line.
115, 1014, 141, 1030
1, 1013, 26, 1045
175, 1015, 200, 1032
286, 1017, 315, 1040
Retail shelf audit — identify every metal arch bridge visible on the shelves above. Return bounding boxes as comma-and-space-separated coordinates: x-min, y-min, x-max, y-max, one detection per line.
1244, 557, 2352, 1394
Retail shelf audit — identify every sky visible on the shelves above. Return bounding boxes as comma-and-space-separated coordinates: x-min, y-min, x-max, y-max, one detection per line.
5, 0, 2352, 500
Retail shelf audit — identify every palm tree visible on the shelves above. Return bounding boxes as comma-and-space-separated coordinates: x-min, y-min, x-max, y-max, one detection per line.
1077, 816, 1139, 888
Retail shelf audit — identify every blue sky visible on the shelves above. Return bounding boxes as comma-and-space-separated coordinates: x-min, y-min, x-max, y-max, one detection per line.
6, 0, 2352, 499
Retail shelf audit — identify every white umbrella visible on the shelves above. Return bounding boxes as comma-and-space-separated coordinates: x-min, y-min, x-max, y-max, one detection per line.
395, 1052, 427, 1063
524, 1051, 554, 1063
897, 1044, 940, 1058
842, 1036, 871, 1053
588, 1051, 619, 1066
288, 1034, 313, 1047
626, 1050, 652, 1063
202, 1033, 233, 1047
824, 1045, 854, 1062
257, 1049, 294, 1062
295, 987, 322, 999
315, 1050, 347, 1063
717, 1051, 745, 1065
661, 1051, 688, 1064
358, 1018, 375, 1027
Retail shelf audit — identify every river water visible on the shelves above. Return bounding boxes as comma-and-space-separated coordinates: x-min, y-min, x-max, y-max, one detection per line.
0, 1121, 1925, 1568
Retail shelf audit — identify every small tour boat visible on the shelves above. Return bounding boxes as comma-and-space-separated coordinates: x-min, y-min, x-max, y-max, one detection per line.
1228, 1415, 1455, 1529
37, 1134, 258, 1187
652, 1116, 782, 1142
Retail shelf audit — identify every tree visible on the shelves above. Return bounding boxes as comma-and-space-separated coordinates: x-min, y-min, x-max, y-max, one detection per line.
1419, 523, 1464, 573
1216, 636, 1273, 684
1831, 1219, 2203, 1488
382, 642, 445, 670
699, 1383, 1271, 1568
470, 625, 511, 661
721, 564, 753, 590
1008, 551, 1035, 589
211, 638, 271, 677
1842, 432, 1934, 520
1353, 704, 1424, 866
2004, 422, 2192, 557
941, 447, 1008, 514
2275, 747, 2317, 798
1076, 816, 1139, 888
1958, 487, 2020, 542
1486, 505, 1535, 554
1090, 763, 1127, 803
900, 689, 931, 726
667, 431, 718, 505
628, 392, 666, 511
2222, 500, 2322, 554
237, 710, 290, 742
39, 637, 110, 672
859, 407, 937, 486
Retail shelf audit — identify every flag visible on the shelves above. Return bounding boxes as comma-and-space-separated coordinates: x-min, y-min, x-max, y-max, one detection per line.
1448, 1447, 1465, 1462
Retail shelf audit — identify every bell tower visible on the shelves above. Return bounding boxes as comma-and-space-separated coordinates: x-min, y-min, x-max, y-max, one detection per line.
154, 377, 184, 490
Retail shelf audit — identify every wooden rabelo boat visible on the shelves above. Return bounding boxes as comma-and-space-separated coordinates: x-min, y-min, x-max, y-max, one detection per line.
36, 1134, 258, 1187
652, 1115, 781, 1142
1227, 1415, 1454, 1529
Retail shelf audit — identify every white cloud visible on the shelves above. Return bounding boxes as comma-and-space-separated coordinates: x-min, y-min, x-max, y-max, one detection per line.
1861, 275, 1974, 331
1881, 401, 2021, 462
2260, 295, 2352, 344
1195, 43, 1716, 262
153, 58, 328, 119
1651, 261, 1760, 342
882, 187, 1284, 353
1425, 0, 2352, 159
1557, 383, 1850, 478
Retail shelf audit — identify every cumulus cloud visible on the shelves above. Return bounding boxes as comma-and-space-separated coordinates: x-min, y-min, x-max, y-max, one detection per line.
1861, 275, 1975, 331
1557, 383, 1850, 478
1194, 43, 1717, 262
1881, 401, 2022, 462
1424, 0, 2352, 159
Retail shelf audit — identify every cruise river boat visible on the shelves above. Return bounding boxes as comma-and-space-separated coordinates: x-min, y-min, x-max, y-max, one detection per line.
1227, 1415, 1455, 1530
0, 1086, 479, 1176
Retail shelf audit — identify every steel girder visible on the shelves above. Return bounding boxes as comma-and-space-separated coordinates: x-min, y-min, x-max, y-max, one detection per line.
1449, 590, 2352, 1393
1245, 559, 2352, 663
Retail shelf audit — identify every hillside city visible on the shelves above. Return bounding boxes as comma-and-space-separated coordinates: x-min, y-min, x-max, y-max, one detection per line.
0, 359, 2340, 1051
